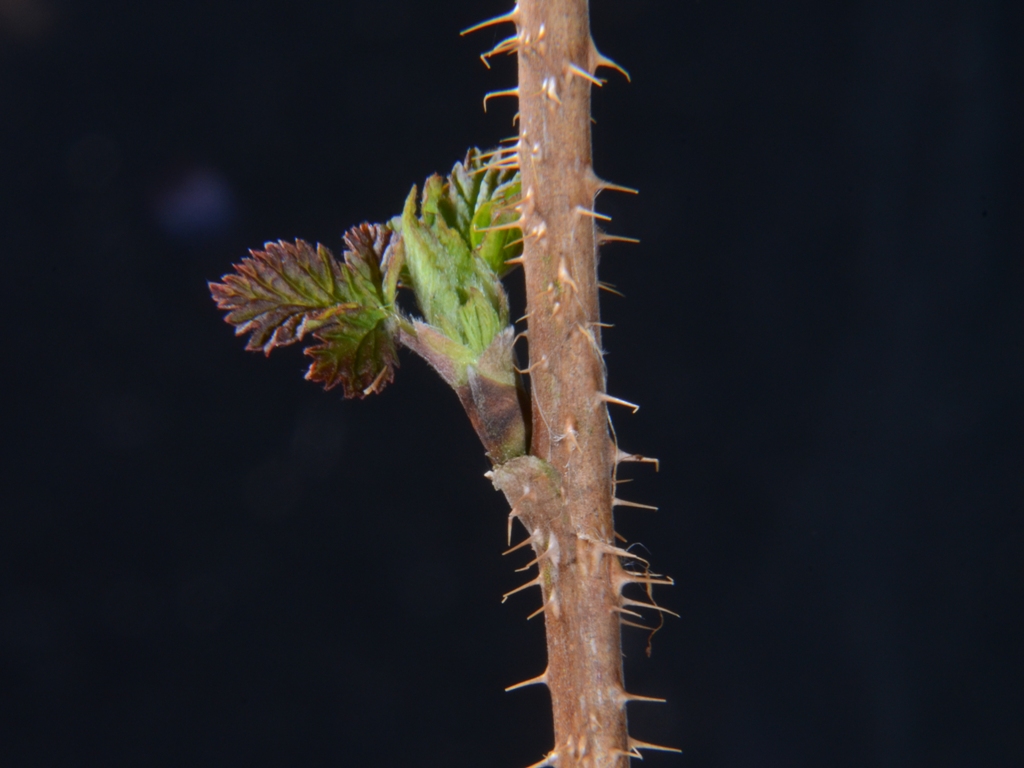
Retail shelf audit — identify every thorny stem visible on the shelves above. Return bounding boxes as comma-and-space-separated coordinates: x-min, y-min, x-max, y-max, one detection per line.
511, 1, 637, 766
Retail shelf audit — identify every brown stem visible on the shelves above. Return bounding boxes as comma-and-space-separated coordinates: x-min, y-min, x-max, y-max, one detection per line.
511, 1, 630, 766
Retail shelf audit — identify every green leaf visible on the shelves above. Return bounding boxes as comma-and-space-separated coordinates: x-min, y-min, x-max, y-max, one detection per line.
210, 223, 402, 398
304, 303, 398, 397
394, 149, 522, 356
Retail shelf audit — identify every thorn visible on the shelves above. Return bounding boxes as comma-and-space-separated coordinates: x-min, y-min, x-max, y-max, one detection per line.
505, 669, 548, 692
495, 204, 525, 218
555, 420, 580, 454
590, 321, 614, 328
504, 255, 526, 267
622, 599, 680, 618
507, 512, 522, 546
575, 323, 604, 358
629, 738, 682, 755
604, 544, 650, 565
575, 205, 612, 221
566, 62, 605, 87
618, 572, 674, 588
615, 530, 628, 543
475, 219, 522, 233
502, 575, 542, 603
477, 145, 519, 161
460, 5, 519, 36
579, 534, 650, 565
503, 535, 534, 556
620, 618, 656, 631
504, 239, 525, 252
597, 232, 641, 245
481, 34, 520, 67
613, 498, 659, 511
614, 477, 633, 484
622, 692, 667, 705
483, 87, 520, 112
612, 605, 645, 619
361, 366, 390, 396
615, 450, 660, 471
557, 258, 579, 293
515, 553, 542, 572
524, 752, 558, 768
506, 500, 526, 545
472, 156, 521, 175
515, 312, 531, 324
593, 46, 631, 81
596, 180, 639, 195
541, 76, 561, 104
598, 393, 640, 413
598, 281, 625, 297
526, 604, 546, 620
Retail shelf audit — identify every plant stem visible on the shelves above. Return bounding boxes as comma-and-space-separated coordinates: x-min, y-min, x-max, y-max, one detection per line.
514, 1, 629, 765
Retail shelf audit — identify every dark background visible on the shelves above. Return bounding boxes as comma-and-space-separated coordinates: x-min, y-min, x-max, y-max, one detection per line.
1, 0, 1020, 765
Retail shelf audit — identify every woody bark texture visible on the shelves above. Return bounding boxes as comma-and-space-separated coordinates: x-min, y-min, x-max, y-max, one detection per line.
514, 1, 627, 766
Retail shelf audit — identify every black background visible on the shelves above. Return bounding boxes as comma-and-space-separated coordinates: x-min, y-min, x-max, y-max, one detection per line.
1, 0, 1021, 766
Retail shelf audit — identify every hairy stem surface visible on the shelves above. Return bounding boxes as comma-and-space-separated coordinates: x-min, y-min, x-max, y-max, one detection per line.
514, 1, 628, 766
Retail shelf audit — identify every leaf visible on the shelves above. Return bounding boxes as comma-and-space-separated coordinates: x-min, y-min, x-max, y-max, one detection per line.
338, 221, 401, 308
209, 239, 348, 354
472, 177, 523, 277
210, 223, 402, 398
395, 149, 522, 355
304, 303, 398, 397
447, 149, 523, 276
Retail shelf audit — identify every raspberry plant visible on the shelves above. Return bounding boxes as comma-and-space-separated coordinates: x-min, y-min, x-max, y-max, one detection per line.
210, 2, 675, 766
